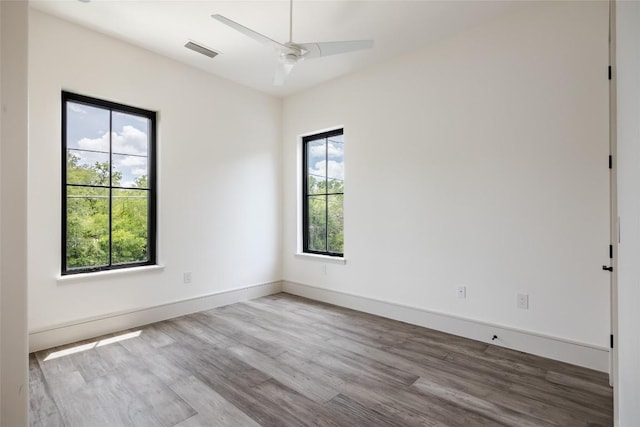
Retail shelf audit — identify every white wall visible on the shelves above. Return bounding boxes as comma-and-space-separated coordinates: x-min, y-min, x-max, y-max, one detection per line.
1, 1, 29, 425
615, 1, 640, 424
27, 0, 613, 375
28, 10, 281, 333
283, 2, 610, 350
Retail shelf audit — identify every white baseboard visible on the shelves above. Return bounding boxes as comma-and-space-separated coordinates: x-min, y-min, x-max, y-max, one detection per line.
29, 281, 283, 353
282, 280, 609, 372
30, 279, 609, 372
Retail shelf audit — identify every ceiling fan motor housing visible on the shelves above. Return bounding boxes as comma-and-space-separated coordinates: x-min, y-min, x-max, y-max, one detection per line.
283, 52, 302, 64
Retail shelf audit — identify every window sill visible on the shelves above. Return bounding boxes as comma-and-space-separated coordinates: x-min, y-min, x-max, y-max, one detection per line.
295, 253, 346, 265
56, 264, 165, 283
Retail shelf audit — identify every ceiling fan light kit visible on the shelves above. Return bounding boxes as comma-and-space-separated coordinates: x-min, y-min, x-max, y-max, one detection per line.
212, 0, 373, 86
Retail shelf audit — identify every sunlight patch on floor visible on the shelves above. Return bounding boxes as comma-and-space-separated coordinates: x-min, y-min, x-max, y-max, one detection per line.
43, 330, 142, 361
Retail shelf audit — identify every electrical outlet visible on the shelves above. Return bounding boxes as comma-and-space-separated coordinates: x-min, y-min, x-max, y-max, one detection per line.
517, 293, 529, 309
183, 272, 192, 284
456, 286, 466, 299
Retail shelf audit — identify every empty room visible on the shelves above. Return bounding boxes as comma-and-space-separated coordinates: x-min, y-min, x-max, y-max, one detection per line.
1, 0, 639, 426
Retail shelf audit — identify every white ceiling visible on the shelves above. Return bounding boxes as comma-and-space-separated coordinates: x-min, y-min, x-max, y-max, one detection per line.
30, 1, 535, 98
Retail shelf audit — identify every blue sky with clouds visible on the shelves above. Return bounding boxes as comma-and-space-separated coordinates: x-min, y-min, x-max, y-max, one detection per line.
66, 101, 150, 188
307, 134, 344, 185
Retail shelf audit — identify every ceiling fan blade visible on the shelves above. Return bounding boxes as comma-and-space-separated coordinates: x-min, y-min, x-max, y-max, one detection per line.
273, 57, 296, 86
212, 14, 295, 54
299, 40, 374, 59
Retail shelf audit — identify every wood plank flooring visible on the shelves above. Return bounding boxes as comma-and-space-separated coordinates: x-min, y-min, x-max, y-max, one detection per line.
29, 293, 613, 426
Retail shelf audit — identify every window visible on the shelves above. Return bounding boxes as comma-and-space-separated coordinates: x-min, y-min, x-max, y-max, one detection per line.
302, 129, 344, 256
62, 92, 156, 274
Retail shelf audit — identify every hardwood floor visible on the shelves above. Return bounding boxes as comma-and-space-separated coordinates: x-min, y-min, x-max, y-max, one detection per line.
29, 293, 613, 426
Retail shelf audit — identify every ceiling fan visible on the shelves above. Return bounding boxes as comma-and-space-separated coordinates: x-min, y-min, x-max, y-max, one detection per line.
212, 0, 374, 86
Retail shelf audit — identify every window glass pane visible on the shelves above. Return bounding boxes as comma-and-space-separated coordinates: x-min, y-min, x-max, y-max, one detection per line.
112, 189, 149, 264
307, 138, 326, 179
112, 111, 149, 156
308, 175, 326, 195
326, 138, 344, 193
327, 134, 343, 144
66, 102, 110, 152
67, 149, 111, 186
66, 186, 109, 270
327, 177, 343, 194
307, 195, 327, 252
112, 154, 148, 188
327, 194, 344, 254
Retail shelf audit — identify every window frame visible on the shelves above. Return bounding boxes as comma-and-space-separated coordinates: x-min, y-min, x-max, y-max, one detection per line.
61, 91, 157, 275
301, 128, 344, 257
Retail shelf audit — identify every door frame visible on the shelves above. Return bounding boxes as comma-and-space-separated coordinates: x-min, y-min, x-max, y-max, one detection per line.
608, 0, 618, 389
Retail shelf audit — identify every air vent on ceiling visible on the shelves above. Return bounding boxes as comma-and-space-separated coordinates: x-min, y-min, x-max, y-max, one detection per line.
184, 41, 219, 59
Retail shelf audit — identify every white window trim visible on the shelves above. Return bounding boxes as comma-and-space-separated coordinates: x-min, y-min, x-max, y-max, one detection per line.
57, 264, 165, 283
295, 252, 346, 264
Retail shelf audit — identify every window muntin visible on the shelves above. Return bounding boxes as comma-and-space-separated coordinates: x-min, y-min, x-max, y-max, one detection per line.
62, 92, 156, 275
302, 129, 344, 256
